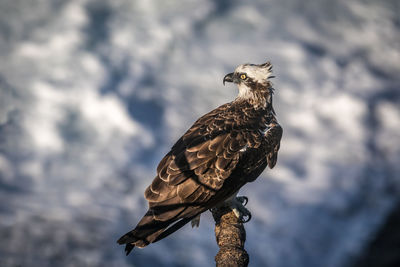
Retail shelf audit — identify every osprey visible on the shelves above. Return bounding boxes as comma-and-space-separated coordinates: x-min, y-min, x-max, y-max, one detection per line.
118, 61, 282, 255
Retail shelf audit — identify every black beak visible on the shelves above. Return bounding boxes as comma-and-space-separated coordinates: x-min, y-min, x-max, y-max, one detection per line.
223, 72, 234, 85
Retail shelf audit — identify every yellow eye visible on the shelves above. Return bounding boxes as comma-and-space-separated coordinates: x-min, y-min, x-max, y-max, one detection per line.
240, 74, 247, 80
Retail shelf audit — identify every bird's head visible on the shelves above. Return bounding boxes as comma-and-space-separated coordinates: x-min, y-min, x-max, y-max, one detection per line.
223, 61, 275, 109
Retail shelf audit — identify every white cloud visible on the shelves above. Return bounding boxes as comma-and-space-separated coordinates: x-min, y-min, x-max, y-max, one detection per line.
0, 0, 399, 266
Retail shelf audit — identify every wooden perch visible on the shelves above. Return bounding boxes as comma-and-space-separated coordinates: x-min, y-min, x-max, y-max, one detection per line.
211, 206, 249, 267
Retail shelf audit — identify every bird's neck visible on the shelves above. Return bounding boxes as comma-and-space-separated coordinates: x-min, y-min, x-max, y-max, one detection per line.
235, 83, 273, 111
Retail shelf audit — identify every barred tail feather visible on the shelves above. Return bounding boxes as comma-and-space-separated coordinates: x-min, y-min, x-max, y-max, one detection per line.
117, 210, 199, 255
117, 210, 168, 254
117, 227, 165, 255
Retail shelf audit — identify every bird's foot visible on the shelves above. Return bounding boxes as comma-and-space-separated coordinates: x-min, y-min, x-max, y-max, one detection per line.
236, 196, 248, 206
231, 196, 251, 223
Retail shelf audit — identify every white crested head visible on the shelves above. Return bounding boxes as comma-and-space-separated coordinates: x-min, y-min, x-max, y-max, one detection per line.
234, 62, 274, 106
223, 61, 275, 109
234, 61, 273, 85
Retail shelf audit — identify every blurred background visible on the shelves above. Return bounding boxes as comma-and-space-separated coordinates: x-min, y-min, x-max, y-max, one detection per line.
0, 0, 399, 266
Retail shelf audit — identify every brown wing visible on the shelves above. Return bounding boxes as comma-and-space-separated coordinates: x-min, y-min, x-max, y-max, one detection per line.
266, 123, 283, 168
144, 115, 248, 221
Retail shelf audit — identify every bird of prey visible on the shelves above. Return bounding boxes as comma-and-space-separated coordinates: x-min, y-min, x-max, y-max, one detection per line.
118, 61, 282, 255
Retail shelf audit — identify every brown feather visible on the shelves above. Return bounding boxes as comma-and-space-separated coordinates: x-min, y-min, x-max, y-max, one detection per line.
197, 142, 213, 158
215, 156, 233, 171
156, 155, 171, 173
209, 134, 226, 151
166, 171, 193, 186
177, 178, 201, 200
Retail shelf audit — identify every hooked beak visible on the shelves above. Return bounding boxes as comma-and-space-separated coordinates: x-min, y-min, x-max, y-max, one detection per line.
223, 72, 234, 85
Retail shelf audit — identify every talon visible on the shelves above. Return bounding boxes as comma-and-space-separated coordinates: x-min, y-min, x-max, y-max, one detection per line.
242, 196, 248, 206
230, 197, 252, 223
240, 212, 252, 223
236, 196, 249, 206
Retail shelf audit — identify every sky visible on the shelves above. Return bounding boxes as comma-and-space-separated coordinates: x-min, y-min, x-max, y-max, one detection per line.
0, 0, 399, 266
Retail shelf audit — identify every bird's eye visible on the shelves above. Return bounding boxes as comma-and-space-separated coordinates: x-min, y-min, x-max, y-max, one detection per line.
240, 74, 247, 80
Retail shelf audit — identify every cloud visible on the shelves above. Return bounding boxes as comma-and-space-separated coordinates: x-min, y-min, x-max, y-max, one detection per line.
0, 0, 399, 266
